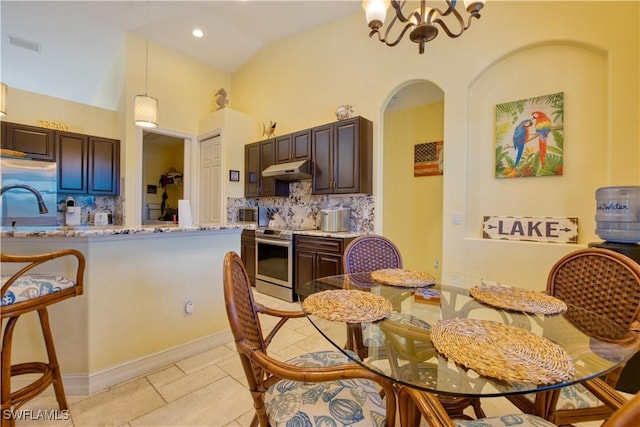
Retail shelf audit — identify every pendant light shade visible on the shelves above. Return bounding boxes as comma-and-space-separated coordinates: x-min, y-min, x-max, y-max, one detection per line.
134, 94, 158, 128
0, 83, 7, 117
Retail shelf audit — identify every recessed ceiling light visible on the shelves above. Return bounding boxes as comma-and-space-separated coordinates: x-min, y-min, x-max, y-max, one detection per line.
192, 28, 204, 38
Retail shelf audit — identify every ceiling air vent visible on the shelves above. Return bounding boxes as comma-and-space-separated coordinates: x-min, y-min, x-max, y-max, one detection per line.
8, 35, 41, 53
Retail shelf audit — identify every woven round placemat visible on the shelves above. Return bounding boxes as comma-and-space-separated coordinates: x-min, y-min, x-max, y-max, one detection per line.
302, 290, 392, 323
370, 269, 436, 287
431, 319, 575, 385
470, 284, 567, 314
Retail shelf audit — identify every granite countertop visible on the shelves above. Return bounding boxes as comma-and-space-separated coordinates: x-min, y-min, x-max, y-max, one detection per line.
0, 223, 369, 239
0, 224, 248, 238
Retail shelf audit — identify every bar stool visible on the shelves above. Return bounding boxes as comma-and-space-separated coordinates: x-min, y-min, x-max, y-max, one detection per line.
1, 249, 85, 427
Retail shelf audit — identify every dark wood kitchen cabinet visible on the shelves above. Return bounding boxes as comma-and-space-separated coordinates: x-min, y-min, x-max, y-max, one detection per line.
1, 122, 56, 161
311, 116, 372, 195
244, 142, 260, 198
244, 139, 288, 198
275, 129, 310, 164
241, 229, 256, 286
294, 235, 354, 298
57, 131, 119, 195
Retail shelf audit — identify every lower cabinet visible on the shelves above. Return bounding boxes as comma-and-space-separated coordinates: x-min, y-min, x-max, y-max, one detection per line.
241, 229, 256, 286
294, 235, 354, 298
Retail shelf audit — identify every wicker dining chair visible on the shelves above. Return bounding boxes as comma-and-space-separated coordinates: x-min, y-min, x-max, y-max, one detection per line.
506, 248, 640, 426
223, 251, 397, 427
343, 235, 403, 275
342, 235, 483, 421
398, 381, 639, 427
342, 235, 405, 357
1, 249, 85, 427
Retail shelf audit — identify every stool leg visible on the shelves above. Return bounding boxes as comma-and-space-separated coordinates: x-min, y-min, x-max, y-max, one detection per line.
37, 308, 68, 411
2, 317, 19, 427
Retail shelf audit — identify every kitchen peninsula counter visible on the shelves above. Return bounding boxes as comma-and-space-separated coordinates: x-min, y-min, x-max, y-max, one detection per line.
2, 223, 242, 396
1, 223, 249, 238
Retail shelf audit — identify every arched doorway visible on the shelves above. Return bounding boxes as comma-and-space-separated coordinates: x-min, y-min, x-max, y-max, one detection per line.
382, 81, 445, 280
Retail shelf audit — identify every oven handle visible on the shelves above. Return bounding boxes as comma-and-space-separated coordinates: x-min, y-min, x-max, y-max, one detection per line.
255, 237, 292, 247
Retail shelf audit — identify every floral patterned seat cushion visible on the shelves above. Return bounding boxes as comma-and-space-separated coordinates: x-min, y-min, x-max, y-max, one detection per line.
519, 382, 602, 410
1, 274, 76, 306
265, 350, 387, 427
454, 414, 556, 427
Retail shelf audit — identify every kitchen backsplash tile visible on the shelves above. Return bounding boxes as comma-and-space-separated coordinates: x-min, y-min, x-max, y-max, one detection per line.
227, 181, 374, 232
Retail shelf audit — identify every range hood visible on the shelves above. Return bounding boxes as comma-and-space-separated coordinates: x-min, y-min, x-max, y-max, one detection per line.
261, 160, 311, 181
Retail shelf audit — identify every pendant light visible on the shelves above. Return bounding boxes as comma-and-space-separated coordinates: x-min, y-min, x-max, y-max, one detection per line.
0, 83, 7, 117
134, 2, 158, 128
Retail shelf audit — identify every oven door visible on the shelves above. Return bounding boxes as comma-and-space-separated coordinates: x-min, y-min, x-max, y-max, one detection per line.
255, 237, 292, 287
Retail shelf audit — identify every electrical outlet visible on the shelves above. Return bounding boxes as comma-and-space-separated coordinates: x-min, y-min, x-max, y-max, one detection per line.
433, 259, 439, 269
184, 299, 195, 315
452, 212, 462, 225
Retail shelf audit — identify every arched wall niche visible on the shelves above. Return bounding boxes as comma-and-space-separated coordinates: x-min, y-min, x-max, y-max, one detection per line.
464, 41, 608, 245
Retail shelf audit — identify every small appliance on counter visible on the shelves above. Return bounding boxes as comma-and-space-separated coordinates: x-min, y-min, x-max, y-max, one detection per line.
94, 212, 110, 226
237, 206, 274, 227
320, 207, 351, 232
65, 196, 82, 226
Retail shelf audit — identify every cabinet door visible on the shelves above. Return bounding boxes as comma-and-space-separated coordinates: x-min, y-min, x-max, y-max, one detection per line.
2, 122, 55, 161
334, 118, 359, 194
311, 124, 334, 194
295, 249, 317, 297
57, 131, 88, 193
88, 137, 119, 195
275, 134, 293, 164
244, 142, 260, 197
260, 139, 276, 196
291, 129, 311, 161
241, 230, 256, 286
316, 252, 343, 278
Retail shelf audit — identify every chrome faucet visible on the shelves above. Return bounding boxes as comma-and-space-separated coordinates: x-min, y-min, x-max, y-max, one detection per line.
0, 184, 49, 214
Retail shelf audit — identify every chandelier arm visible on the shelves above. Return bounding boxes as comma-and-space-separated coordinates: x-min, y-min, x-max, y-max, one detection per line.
370, 20, 419, 47
431, 18, 463, 38
389, 0, 413, 23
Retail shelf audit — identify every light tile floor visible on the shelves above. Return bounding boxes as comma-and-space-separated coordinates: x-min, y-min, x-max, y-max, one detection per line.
14, 291, 618, 426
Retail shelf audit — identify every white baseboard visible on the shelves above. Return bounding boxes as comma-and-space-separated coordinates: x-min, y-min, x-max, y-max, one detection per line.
12, 330, 234, 397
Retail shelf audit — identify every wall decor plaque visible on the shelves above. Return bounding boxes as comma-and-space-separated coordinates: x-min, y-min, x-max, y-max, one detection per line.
483, 216, 578, 243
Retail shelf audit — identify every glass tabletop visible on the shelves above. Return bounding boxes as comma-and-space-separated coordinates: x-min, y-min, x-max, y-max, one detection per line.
299, 272, 640, 398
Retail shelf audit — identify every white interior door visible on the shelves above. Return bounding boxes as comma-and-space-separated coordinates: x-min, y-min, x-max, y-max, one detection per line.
199, 135, 222, 224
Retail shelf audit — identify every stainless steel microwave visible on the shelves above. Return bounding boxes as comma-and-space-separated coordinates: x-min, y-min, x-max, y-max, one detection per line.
237, 207, 270, 226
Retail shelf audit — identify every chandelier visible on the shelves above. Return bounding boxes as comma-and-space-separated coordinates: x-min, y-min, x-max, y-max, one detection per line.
362, 0, 486, 54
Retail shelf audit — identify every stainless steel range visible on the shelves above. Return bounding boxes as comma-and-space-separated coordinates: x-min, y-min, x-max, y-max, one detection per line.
255, 226, 315, 302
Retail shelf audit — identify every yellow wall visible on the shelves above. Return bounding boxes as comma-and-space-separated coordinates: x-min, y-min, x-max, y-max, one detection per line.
231, 1, 640, 290
384, 101, 444, 281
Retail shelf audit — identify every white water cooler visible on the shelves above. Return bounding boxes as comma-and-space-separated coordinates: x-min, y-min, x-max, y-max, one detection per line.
590, 185, 640, 393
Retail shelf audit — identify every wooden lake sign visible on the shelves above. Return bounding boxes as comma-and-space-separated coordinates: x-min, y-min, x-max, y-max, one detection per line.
483, 216, 578, 244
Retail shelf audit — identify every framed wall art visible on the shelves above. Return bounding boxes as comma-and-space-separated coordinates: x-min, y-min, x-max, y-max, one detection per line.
414, 141, 443, 177
229, 170, 240, 182
495, 91, 564, 179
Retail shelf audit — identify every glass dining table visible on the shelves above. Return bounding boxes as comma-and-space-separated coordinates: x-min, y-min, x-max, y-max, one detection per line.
298, 272, 640, 419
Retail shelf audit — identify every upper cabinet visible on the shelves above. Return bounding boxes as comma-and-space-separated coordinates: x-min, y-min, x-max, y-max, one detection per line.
275, 129, 311, 164
57, 131, 120, 195
311, 116, 372, 195
88, 136, 120, 195
244, 142, 261, 198
244, 139, 289, 198
243, 116, 372, 198
1, 122, 56, 161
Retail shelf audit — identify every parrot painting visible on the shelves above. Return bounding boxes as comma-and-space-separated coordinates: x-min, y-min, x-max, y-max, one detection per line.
531, 111, 552, 167
513, 119, 533, 168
